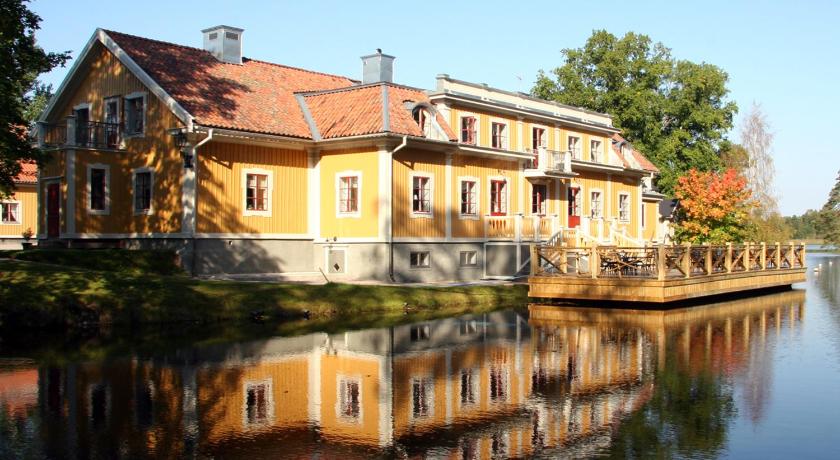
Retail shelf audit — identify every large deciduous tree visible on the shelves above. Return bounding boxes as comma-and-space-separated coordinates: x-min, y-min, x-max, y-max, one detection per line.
672, 169, 753, 244
532, 30, 737, 195
0, 0, 69, 197
820, 169, 840, 246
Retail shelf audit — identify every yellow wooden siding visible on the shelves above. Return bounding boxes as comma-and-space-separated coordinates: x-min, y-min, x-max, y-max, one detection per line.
611, 175, 640, 238
1, 185, 37, 236
449, 107, 520, 150
450, 154, 520, 239
197, 142, 308, 235
319, 148, 379, 239
393, 149, 446, 238
392, 352, 447, 437
643, 201, 658, 241
38, 151, 65, 234
319, 355, 381, 445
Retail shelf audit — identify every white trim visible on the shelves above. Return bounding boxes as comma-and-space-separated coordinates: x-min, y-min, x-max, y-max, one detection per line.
123, 91, 147, 138
589, 137, 604, 163
566, 134, 582, 160
489, 117, 510, 150
0, 200, 22, 225
408, 250, 432, 269
308, 150, 322, 239
86, 163, 111, 215
242, 378, 274, 429
72, 102, 91, 112
335, 170, 362, 218
242, 168, 273, 217
409, 171, 434, 219
63, 232, 187, 239
617, 191, 631, 223
487, 175, 510, 216
131, 167, 154, 216
530, 123, 549, 150
393, 237, 486, 243
408, 375, 435, 422
445, 154, 452, 239
103, 96, 121, 125
457, 112, 480, 145
336, 375, 363, 424
457, 176, 480, 220
66, 151, 76, 234
376, 147, 391, 241
589, 188, 604, 219
324, 245, 349, 275
195, 233, 312, 239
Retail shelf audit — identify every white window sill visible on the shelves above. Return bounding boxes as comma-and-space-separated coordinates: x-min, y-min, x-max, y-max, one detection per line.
88, 209, 110, 216
337, 212, 361, 219
0, 222, 21, 225
410, 212, 433, 219
134, 209, 153, 216
458, 214, 479, 221
243, 210, 272, 217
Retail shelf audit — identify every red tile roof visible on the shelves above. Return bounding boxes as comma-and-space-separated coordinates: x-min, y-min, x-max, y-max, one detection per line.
106, 30, 357, 139
611, 134, 659, 173
14, 162, 37, 184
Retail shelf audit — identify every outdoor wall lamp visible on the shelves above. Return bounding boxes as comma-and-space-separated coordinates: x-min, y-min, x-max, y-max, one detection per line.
167, 128, 193, 169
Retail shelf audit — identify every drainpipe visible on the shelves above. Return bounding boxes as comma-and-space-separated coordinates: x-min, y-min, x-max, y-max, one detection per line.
189, 128, 213, 275
388, 136, 408, 282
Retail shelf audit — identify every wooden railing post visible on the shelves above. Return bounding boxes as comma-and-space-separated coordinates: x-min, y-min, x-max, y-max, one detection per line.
590, 245, 600, 279
657, 244, 666, 280
559, 247, 568, 274
788, 242, 795, 268
775, 242, 781, 269
682, 242, 692, 278
744, 242, 751, 272
530, 244, 539, 275
705, 243, 713, 275
725, 242, 732, 273
760, 242, 767, 270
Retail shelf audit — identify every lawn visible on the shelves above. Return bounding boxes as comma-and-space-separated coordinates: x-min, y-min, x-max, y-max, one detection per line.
0, 249, 528, 331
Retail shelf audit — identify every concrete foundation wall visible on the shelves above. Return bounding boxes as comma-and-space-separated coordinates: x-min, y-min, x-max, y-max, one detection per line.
486, 244, 519, 277
193, 239, 314, 275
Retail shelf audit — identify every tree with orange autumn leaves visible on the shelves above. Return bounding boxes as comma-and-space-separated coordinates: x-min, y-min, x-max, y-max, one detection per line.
673, 168, 754, 243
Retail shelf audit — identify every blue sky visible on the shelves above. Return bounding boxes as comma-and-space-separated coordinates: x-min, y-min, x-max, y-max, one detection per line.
30, 0, 839, 215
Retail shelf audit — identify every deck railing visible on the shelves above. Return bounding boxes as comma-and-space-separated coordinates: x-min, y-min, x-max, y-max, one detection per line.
36, 116, 123, 150
531, 242, 806, 280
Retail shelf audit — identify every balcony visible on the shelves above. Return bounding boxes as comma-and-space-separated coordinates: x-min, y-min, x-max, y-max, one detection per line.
36, 116, 123, 150
523, 148, 574, 180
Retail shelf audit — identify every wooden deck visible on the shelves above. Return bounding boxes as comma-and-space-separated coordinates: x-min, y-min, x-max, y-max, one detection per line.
528, 242, 807, 303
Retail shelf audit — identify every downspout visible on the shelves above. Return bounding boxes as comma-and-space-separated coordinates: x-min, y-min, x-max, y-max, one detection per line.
189, 128, 213, 275
388, 135, 408, 282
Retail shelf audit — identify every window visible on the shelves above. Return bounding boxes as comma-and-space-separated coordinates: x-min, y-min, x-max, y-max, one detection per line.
460, 116, 477, 144
460, 369, 478, 406
618, 193, 630, 222
590, 139, 602, 162
590, 190, 602, 218
490, 179, 507, 216
338, 377, 361, 421
411, 377, 434, 419
124, 93, 145, 136
568, 135, 581, 159
459, 251, 478, 267
1, 202, 20, 224
133, 169, 153, 214
411, 174, 432, 216
337, 173, 360, 216
459, 179, 478, 217
413, 107, 432, 137
489, 365, 508, 402
244, 381, 272, 426
410, 324, 431, 341
88, 165, 109, 214
568, 187, 581, 217
531, 184, 547, 215
410, 251, 430, 269
459, 320, 478, 335
103, 97, 120, 147
491, 122, 508, 149
245, 172, 270, 214
532, 127, 546, 150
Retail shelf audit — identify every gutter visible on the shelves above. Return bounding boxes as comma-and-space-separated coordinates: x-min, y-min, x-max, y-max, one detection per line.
388, 135, 408, 282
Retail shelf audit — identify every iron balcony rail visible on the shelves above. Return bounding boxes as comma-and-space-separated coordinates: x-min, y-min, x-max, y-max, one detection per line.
37, 120, 123, 150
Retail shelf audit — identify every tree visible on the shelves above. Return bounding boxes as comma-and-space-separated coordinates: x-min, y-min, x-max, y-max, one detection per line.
0, 0, 70, 197
785, 209, 823, 240
672, 168, 753, 244
820, 169, 840, 246
740, 103, 778, 216
532, 30, 737, 195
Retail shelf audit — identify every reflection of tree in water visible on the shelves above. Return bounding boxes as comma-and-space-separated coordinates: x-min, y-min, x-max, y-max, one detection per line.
605, 354, 736, 459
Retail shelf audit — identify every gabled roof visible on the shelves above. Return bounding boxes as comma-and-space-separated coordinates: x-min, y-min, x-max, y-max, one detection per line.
298, 83, 457, 140
105, 30, 357, 139
14, 162, 37, 184
611, 134, 659, 173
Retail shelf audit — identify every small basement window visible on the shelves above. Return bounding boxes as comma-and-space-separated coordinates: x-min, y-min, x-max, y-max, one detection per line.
460, 251, 478, 267
410, 251, 430, 269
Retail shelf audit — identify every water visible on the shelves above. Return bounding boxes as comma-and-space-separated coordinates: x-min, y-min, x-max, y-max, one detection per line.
1, 254, 839, 459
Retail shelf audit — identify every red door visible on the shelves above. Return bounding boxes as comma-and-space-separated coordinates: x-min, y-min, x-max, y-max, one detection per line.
567, 187, 580, 228
47, 183, 60, 238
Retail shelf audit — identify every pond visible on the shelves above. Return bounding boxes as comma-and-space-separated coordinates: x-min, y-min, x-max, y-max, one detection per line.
1, 253, 839, 459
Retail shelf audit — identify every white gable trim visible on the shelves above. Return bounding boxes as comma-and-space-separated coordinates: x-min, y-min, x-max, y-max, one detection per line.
40, 29, 194, 130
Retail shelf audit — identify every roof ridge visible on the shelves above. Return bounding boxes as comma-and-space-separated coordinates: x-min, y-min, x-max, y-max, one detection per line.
298, 82, 386, 97
104, 29, 357, 82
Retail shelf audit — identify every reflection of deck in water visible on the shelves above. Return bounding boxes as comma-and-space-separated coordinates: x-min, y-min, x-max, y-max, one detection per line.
529, 243, 807, 302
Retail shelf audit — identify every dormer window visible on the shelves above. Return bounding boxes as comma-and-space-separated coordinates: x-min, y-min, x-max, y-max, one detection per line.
413, 107, 432, 137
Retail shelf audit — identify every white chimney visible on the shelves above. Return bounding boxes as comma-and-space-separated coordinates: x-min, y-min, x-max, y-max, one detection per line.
361, 49, 395, 84
202, 25, 244, 64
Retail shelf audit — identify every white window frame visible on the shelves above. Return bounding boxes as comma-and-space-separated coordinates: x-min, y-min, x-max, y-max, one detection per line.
242, 378, 274, 428
131, 167, 154, 216
409, 172, 434, 219
531, 183, 548, 216
0, 200, 21, 225
590, 139, 603, 163
567, 134, 582, 159
242, 168, 273, 217
459, 250, 478, 267
458, 176, 480, 220
458, 367, 480, 408
409, 375, 435, 422
618, 192, 631, 222
103, 96, 121, 125
123, 91, 147, 138
590, 188, 603, 219
458, 113, 480, 145
86, 163, 110, 215
336, 375, 363, 424
488, 176, 509, 216
490, 118, 510, 150
335, 171, 362, 218
409, 251, 431, 269
531, 124, 549, 150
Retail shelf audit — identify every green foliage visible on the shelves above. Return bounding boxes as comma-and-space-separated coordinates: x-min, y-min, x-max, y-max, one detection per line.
532, 30, 737, 195
719, 140, 749, 173
747, 210, 792, 243
0, 248, 183, 276
0, 0, 70, 197
784, 209, 823, 240
820, 169, 840, 246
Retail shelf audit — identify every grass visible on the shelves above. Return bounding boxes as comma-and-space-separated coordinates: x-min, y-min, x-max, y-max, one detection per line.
0, 249, 528, 331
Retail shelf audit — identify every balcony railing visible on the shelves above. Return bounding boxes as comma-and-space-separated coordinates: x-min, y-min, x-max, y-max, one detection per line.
485, 214, 559, 242
36, 116, 123, 150
524, 148, 572, 175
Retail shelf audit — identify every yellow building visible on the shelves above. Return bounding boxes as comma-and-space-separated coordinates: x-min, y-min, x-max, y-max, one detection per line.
1, 162, 38, 248
35, 26, 663, 281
